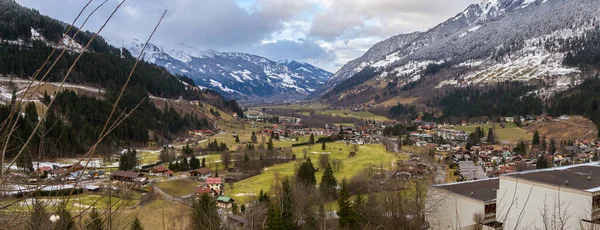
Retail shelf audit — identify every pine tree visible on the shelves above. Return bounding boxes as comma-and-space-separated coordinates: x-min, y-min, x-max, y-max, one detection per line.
201, 158, 206, 168
487, 128, 495, 144
251, 131, 258, 144
189, 155, 200, 170
85, 208, 104, 230
267, 203, 284, 230
321, 142, 326, 150
536, 154, 548, 169
267, 138, 274, 150
281, 178, 294, 230
190, 193, 221, 230
549, 138, 557, 154
235, 135, 240, 143
337, 180, 357, 229
130, 216, 143, 230
296, 158, 316, 187
319, 163, 337, 199
309, 134, 315, 145
182, 157, 189, 171
532, 130, 540, 146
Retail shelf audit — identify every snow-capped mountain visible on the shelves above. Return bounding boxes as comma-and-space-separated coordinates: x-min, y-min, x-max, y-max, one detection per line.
321, 0, 600, 103
119, 41, 331, 102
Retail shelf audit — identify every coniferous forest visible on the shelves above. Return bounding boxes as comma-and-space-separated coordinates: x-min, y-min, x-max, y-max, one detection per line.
0, 0, 244, 159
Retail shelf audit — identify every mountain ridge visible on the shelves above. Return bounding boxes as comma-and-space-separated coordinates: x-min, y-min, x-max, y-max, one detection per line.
115, 40, 332, 102
320, 0, 600, 105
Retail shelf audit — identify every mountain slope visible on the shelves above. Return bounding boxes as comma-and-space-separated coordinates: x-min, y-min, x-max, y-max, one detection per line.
321, 0, 600, 105
120, 41, 332, 102
0, 0, 243, 159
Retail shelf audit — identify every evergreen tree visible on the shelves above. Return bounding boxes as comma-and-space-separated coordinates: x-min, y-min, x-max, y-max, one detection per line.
182, 157, 189, 171
321, 142, 326, 150
189, 155, 200, 170
251, 131, 258, 144
536, 154, 548, 169
309, 134, 315, 145
549, 138, 557, 154
281, 178, 294, 230
168, 161, 174, 171
532, 130, 540, 146
190, 193, 221, 230
267, 203, 284, 230
541, 136, 547, 152
296, 158, 316, 187
487, 128, 495, 144
201, 158, 206, 168
235, 135, 240, 143
319, 163, 337, 199
267, 138, 274, 150
258, 189, 270, 204
85, 208, 104, 230
337, 180, 357, 229
241, 204, 246, 213
130, 216, 143, 230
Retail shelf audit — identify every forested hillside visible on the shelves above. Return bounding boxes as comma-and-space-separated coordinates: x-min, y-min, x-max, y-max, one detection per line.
0, 0, 243, 160
547, 77, 600, 137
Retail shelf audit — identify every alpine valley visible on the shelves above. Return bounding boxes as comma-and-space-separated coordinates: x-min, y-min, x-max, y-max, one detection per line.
119, 41, 332, 103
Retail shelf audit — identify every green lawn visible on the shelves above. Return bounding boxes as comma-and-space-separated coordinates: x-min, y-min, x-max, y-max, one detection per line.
226, 142, 404, 203
155, 179, 202, 197
453, 123, 532, 143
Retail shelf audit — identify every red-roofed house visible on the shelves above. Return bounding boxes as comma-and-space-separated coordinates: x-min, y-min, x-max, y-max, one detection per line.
195, 186, 218, 197
207, 177, 223, 194
152, 165, 172, 177
36, 166, 52, 175
165, 170, 174, 177
189, 168, 212, 180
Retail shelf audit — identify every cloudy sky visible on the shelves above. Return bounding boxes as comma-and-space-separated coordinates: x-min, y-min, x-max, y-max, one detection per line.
17, 0, 477, 72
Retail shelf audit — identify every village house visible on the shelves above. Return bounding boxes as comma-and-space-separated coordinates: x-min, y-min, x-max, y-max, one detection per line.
194, 186, 219, 197
216, 196, 235, 208
152, 165, 174, 177
110, 171, 147, 184
189, 167, 212, 180
206, 177, 223, 195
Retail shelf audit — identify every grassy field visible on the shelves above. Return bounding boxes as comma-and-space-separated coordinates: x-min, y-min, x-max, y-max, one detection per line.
225, 142, 404, 203
453, 123, 532, 143
155, 179, 202, 197
115, 197, 190, 229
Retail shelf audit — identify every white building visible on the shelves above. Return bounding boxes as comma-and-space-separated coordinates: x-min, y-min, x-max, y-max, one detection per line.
497, 163, 600, 230
426, 178, 500, 230
427, 162, 600, 230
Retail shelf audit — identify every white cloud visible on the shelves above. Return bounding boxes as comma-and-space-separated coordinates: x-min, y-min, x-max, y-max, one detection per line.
16, 0, 478, 73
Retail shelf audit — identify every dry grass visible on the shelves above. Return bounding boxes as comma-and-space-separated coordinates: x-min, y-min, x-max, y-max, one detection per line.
525, 116, 597, 141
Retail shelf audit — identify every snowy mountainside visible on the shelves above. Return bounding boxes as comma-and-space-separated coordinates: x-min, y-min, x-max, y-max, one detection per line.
120, 41, 332, 102
322, 0, 600, 104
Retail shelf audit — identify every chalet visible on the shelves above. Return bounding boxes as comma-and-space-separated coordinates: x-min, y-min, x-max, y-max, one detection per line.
152, 165, 171, 176
207, 177, 223, 194
65, 163, 85, 173
110, 171, 146, 184
195, 186, 218, 197
216, 196, 235, 208
189, 168, 212, 180
48, 168, 68, 180
35, 166, 52, 175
